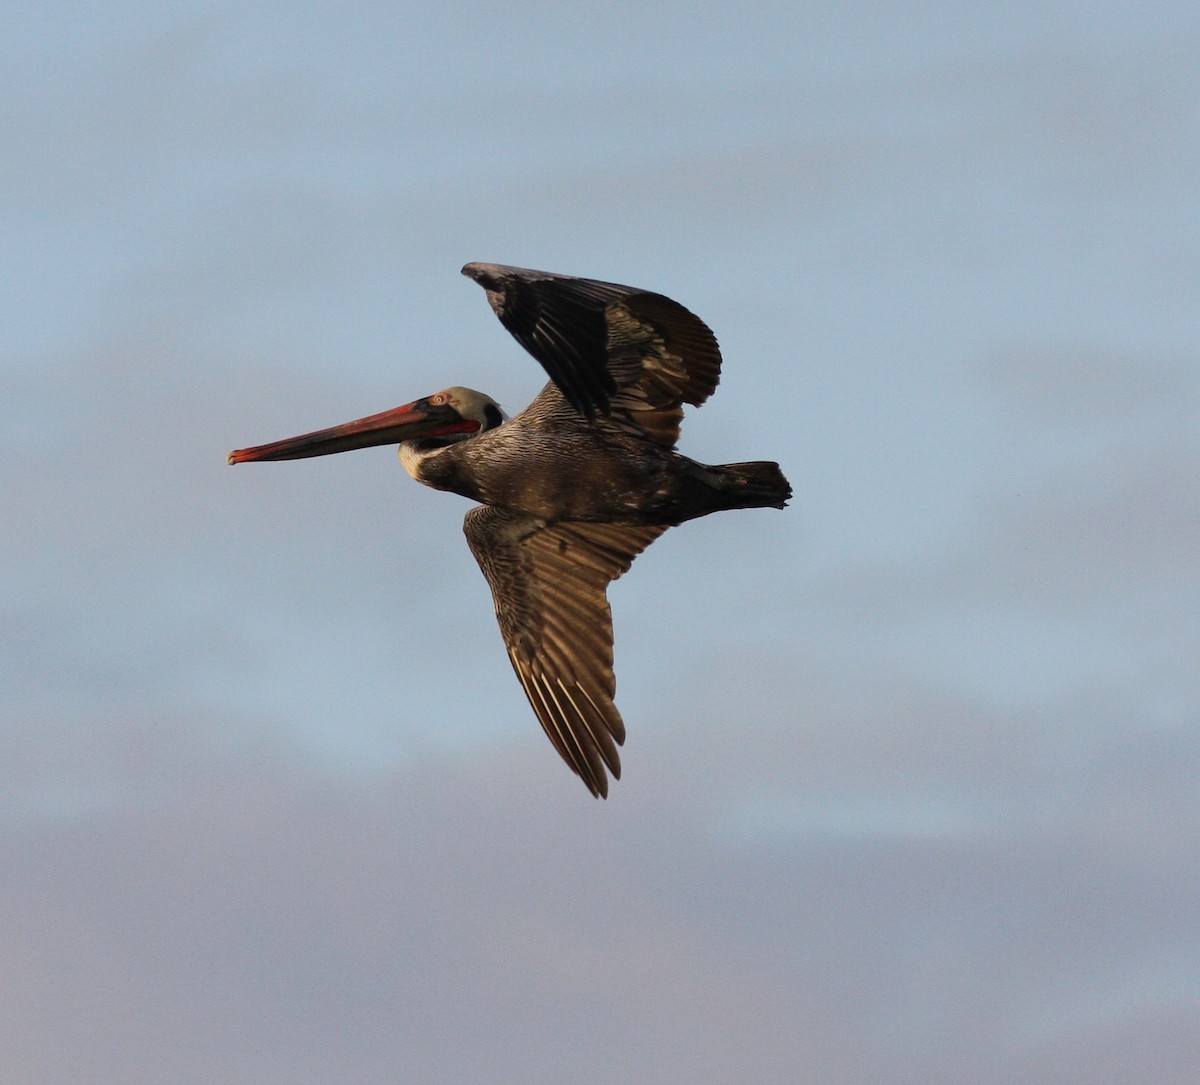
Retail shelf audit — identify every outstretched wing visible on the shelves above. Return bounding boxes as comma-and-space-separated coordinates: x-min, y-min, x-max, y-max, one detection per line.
462, 261, 723, 448
464, 505, 668, 798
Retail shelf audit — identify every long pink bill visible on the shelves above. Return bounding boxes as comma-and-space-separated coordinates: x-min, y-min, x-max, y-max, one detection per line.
228, 399, 478, 464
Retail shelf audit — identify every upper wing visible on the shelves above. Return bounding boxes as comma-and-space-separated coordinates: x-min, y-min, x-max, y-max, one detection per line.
464, 504, 668, 798
462, 262, 723, 448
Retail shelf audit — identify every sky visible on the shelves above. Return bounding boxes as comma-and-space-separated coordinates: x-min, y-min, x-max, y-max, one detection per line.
3, 2, 1199, 1081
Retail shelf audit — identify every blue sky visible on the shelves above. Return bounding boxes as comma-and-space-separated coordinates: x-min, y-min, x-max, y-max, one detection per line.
3, 3, 1199, 1081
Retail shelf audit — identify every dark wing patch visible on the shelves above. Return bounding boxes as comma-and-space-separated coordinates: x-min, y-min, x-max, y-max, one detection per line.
463, 263, 626, 418
463, 505, 668, 798
462, 262, 722, 446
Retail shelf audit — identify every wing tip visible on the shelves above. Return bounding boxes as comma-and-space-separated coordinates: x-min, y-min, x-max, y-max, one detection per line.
461, 260, 490, 282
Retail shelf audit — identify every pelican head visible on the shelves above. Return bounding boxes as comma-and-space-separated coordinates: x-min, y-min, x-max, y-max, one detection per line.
228, 386, 506, 465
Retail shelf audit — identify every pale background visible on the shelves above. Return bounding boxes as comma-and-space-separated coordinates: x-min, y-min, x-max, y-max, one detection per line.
3, 3, 1198, 1081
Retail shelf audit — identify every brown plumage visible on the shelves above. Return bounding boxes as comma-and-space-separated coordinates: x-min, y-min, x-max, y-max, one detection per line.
230, 263, 791, 797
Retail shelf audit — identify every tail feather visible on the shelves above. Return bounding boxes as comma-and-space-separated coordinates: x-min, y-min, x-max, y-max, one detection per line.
713, 460, 792, 510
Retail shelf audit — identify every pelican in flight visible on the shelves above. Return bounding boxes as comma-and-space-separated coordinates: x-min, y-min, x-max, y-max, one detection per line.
230, 263, 791, 797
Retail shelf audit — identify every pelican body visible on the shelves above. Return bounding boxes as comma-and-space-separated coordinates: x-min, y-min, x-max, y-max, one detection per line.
230, 263, 791, 797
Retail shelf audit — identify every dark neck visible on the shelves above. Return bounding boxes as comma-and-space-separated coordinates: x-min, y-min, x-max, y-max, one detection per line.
400, 434, 484, 501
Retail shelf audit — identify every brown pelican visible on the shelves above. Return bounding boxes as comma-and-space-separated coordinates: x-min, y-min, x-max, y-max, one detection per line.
230, 263, 791, 797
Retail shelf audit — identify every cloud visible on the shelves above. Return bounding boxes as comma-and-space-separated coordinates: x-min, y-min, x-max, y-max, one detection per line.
2, 678, 1196, 1084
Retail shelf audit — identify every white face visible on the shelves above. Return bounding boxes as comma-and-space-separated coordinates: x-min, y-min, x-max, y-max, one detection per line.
435, 386, 507, 428
396, 387, 507, 481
